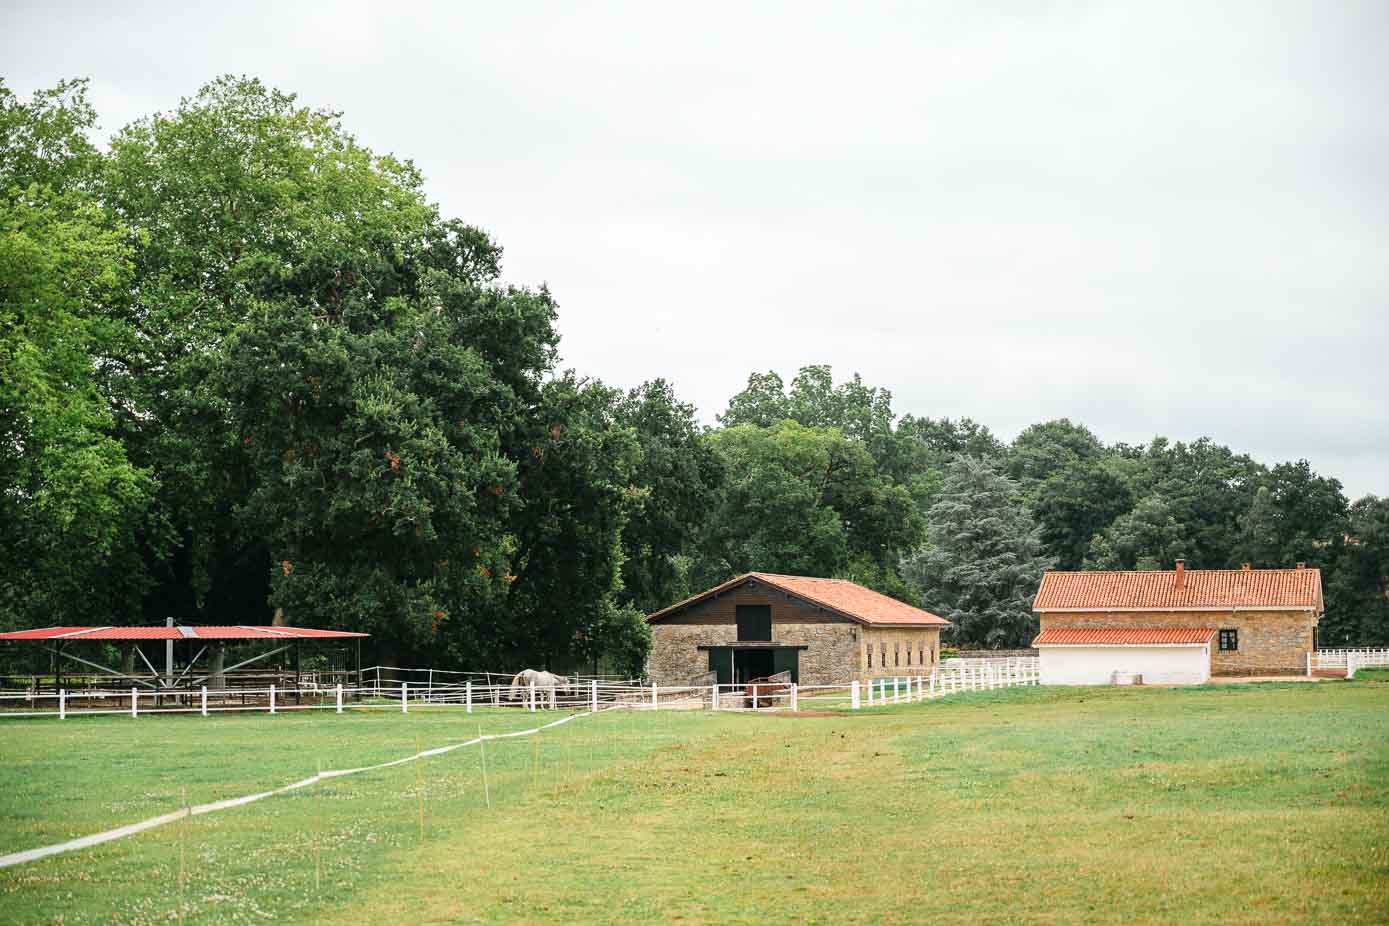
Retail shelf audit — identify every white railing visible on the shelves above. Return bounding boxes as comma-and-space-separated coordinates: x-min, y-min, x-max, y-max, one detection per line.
1309, 648, 1389, 679
0, 657, 1041, 720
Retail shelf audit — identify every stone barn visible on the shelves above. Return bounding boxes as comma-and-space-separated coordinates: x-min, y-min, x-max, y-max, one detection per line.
645, 572, 951, 687
1032, 560, 1323, 681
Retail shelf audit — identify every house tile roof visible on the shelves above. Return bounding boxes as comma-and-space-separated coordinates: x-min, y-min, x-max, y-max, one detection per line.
1033, 627, 1216, 647
1033, 567, 1323, 613
647, 573, 950, 627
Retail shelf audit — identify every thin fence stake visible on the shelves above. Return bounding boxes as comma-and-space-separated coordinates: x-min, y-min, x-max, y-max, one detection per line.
314, 759, 323, 891
269, 685, 276, 714
131, 687, 138, 718
58, 689, 65, 721
466, 681, 473, 714
415, 735, 426, 843
178, 785, 188, 926
591, 679, 598, 713
478, 725, 491, 809
335, 683, 342, 714
402, 682, 408, 714
201, 686, 208, 717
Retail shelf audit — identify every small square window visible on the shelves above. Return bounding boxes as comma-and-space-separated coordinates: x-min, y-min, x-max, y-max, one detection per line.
1219, 629, 1238, 652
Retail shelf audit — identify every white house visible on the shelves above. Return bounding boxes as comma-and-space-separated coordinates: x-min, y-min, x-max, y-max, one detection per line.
1034, 627, 1213, 686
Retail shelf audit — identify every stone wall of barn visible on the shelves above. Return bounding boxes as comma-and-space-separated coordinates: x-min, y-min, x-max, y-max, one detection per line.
861, 627, 943, 680
1038, 609, 1316, 675
646, 579, 944, 685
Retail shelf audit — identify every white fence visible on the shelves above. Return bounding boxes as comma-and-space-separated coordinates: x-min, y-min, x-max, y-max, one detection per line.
1309, 648, 1389, 679
0, 657, 1040, 721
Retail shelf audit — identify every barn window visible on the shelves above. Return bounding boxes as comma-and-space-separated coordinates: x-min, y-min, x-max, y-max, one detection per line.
736, 605, 772, 642
1219, 629, 1238, 651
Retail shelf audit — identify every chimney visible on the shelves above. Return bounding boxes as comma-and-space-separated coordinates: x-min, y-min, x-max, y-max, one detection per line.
1175, 558, 1186, 589
1296, 562, 1306, 570
1241, 563, 1251, 571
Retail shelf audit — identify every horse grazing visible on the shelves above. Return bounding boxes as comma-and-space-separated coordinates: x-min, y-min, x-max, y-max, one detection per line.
508, 669, 570, 708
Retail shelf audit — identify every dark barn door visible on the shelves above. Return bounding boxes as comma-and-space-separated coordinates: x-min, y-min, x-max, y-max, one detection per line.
772, 647, 799, 683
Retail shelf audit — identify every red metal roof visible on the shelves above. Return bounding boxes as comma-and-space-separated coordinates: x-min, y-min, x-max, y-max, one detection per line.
648, 573, 950, 627
1033, 627, 1217, 646
0, 625, 369, 641
1033, 568, 1322, 612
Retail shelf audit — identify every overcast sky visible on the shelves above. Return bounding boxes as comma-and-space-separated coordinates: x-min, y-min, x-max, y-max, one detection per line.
4, 1, 1386, 497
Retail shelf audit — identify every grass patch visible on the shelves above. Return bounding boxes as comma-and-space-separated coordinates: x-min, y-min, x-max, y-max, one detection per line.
1, 680, 1386, 924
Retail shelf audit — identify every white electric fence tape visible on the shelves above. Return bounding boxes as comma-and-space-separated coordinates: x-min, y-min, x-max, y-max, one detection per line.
0, 710, 587, 870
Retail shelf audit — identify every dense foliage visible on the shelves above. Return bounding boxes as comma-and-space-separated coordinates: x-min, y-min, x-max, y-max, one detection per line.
2, 77, 1386, 672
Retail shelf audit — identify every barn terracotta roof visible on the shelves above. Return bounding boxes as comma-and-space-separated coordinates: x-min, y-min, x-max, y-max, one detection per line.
647, 573, 951, 627
1033, 627, 1217, 646
1033, 567, 1323, 613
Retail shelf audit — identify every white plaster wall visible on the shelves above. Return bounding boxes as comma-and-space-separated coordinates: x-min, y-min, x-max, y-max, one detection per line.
1038, 645, 1210, 686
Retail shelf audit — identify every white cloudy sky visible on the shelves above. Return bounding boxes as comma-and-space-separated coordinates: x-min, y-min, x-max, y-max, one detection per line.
4, 1, 1386, 497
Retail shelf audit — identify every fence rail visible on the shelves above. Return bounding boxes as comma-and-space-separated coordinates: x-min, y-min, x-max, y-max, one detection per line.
0, 657, 1041, 721
1310, 648, 1389, 679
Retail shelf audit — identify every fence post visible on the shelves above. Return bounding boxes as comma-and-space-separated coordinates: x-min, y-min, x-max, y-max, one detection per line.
402, 682, 409, 714
752, 684, 759, 710
1347, 653, 1357, 680
851, 680, 861, 709
790, 683, 798, 711
59, 688, 65, 720
650, 682, 658, 710
270, 685, 276, 715
335, 683, 343, 714
466, 681, 473, 714
201, 685, 208, 717
131, 687, 138, 718
1306, 651, 1312, 677
712, 684, 719, 711
591, 679, 598, 713
529, 682, 536, 713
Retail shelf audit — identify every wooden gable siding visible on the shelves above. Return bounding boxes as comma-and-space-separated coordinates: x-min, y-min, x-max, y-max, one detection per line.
655, 580, 845, 625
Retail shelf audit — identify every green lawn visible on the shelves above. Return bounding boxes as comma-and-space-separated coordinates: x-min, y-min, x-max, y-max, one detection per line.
1, 678, 1386, 925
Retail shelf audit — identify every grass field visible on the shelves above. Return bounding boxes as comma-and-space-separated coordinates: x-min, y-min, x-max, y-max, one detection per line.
1, 676, 1386, 925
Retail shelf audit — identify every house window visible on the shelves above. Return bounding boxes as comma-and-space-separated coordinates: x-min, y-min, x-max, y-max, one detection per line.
880, 649, 886, 667
1219, 629, 1238, 652
919, 642, 925, 664
865, 643, 872, 666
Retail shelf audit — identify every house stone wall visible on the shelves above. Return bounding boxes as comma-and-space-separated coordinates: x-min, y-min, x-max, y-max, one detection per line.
1038, 609, 1316, 675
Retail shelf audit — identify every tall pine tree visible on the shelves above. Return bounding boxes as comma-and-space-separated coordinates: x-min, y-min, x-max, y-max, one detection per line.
902, 456, 1053, 648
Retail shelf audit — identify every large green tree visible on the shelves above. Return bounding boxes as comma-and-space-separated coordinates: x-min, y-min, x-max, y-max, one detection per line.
901, 456, 1053, 648
612, 379, 722, 614
692, 420, 917, 592
0, 79, 160, 629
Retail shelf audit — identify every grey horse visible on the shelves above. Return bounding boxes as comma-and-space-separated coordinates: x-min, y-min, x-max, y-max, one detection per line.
508, 669, 570, 708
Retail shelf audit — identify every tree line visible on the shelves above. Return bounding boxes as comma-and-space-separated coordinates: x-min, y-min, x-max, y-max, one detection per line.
3, 77, 1385, 675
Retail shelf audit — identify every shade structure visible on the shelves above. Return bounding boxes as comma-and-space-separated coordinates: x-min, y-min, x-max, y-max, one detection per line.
0, 625, 369, 641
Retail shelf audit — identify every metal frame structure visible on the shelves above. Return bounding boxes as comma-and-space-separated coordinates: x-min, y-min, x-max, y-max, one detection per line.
0, 622, 367, 701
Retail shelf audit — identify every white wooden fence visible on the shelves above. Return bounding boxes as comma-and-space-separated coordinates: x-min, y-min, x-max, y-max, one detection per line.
1309, 648, 1389, 679
0, 656, 1040, 720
